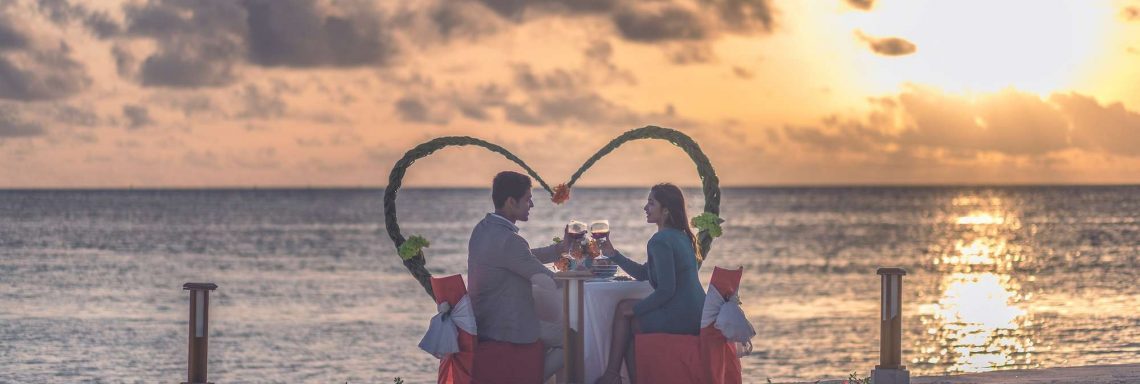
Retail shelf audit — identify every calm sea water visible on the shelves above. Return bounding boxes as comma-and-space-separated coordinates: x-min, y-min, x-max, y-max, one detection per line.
1, 187, 1139, 383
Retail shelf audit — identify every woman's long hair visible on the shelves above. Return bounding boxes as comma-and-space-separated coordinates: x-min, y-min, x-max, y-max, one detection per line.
651, 183, 702, 263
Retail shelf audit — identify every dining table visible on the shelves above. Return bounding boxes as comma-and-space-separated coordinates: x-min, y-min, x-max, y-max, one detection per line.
555, 271, 653, 384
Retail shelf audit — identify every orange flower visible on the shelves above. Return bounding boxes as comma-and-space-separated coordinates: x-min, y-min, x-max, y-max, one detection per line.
551, 183, 571, 204
553, 257, 570, 272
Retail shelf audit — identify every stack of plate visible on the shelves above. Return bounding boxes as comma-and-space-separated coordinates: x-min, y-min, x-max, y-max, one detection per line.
590, 264, 619, 279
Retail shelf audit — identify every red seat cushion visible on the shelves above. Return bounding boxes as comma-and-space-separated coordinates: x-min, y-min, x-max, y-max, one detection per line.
635, 334, 703, 384
634, 266, 745, 384
472, 340, 544, 383
431, 275, 476, 384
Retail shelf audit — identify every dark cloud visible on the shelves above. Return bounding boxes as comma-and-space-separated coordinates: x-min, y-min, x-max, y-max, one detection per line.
54, 104, 100, 126
427, 0, 500, 40
36, 0, 123, 38
707, 0, 774, 33
613, 4, 708, 42
244, 0, 395, 68
505, 92, 642, 126
237, 84, 286, 119
139, 45, 241, 88
0, 9, 90, 100
111, 44, 134, 77
475, 0, 619, 19
667, 43, 716, 64
122, 104, 153, 129
127, 0, 247, 88
583, 40, 637, 85
0, 17, 27, 50
395, 96, 432, 123
732, 66, 754, 79
395, 95, 449, 125
0, 106, 44, 138
0, 50, 91, 101
845, 0, 874, 11
856, 31, 916, 56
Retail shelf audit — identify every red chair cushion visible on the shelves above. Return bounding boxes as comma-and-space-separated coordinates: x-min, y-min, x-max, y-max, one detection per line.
431, 275, 476, 384
472, 340, 544, 383
635, 334, 703, 384
710, 266, 743, 299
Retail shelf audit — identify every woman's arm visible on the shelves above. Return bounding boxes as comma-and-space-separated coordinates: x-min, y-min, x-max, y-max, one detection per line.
633, 237, 677, 316
608, 249, 649, 281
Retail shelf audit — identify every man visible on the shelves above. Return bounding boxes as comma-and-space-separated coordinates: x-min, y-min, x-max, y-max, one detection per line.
468, 171, 568, 381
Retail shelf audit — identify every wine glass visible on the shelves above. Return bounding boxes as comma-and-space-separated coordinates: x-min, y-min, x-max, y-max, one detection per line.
589, 220, 610, 243
568, 220, 588, 240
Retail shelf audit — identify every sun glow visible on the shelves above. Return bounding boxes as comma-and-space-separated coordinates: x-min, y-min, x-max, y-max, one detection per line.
843, 0, 1114, 96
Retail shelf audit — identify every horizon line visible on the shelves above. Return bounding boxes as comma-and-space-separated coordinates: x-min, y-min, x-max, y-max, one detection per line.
1, 182, 1139, 191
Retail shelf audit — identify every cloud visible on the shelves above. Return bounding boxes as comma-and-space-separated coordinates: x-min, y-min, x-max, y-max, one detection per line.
1122, 6, 1139, 21
394, 95, 450, 125
54, 104, 100, 127
237, 84, 287, 119
845, 0, 874, 11
856, 31, 916, 56
732, 66, 754, 78
0, 17, 28, 50
783, 87, 1140, 159
126, 0, 247, 88
424, 0, 501, 41
0, 49, 91, 101
1052, 93, 1140, 156
122, 105, 153, 129
708, 0, 775, 34
36, 0, 122, 38
244, 0, 396, 68
0, 8, 91, 101
667, 43, 716, 64
0, 105, 44, 138
613, 4, 708, 42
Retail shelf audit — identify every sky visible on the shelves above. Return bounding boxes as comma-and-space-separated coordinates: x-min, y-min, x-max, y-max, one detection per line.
2, 0, 1140, 188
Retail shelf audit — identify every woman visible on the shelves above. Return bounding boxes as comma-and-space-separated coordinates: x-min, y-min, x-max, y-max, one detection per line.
595, 183, 705, 384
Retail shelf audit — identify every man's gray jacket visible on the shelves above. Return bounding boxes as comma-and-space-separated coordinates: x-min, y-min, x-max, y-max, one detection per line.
467, 213, 561, 344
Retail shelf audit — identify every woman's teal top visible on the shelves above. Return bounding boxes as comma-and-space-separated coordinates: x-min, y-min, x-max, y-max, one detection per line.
609, 228, 704, 335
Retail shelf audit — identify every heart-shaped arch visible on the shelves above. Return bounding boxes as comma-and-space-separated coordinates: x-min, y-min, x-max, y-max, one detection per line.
384, 126, 721, 299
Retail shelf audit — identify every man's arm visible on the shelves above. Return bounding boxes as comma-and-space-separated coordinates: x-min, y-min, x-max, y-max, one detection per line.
531, 242, 566, 264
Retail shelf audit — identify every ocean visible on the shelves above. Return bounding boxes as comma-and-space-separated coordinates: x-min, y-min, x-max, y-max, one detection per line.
1, 187, 1138, 383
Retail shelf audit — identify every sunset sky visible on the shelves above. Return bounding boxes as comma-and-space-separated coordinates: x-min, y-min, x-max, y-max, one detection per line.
2, 0, 1140, 187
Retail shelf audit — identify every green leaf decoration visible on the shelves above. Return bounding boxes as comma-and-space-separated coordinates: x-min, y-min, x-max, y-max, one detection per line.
691, 212, 724, 238
398, 235, 430, 260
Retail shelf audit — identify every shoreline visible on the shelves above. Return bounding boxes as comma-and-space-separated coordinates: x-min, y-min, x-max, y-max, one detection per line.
795, 363, 1140, 384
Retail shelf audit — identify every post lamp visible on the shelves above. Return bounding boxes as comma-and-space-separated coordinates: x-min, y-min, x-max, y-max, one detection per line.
183, 282, 218, 384
872, 268, 909, 384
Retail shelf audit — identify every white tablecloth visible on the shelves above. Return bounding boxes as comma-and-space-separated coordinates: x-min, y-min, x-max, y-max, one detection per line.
582, 280, 653, 384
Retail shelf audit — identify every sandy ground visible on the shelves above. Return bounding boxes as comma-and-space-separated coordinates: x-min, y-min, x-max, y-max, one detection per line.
800, 363, 1140, 384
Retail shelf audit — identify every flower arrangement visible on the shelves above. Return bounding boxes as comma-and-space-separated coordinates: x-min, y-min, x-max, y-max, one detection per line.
551, 183, 571, 204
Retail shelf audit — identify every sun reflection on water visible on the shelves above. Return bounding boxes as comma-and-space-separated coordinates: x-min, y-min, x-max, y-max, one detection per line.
916, 195, 1040, 373
921, 273, 1033, 373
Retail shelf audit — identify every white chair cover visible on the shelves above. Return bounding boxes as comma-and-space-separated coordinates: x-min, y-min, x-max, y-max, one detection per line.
418, 294, 477, 359
699, 285, 756, 356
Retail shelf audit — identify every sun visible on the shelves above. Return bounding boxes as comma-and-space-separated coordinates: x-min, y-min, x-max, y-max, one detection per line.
843, 0, 1115, 96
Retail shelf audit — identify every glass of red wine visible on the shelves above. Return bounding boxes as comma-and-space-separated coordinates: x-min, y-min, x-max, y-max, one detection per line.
589, 220, 610, 243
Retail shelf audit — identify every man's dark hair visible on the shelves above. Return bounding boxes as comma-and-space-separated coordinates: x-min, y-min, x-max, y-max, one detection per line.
492, 171, 532, 209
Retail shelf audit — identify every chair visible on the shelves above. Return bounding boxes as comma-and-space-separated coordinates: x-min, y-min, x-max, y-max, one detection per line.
431, 275, 476, 384
430, 274, 545, 384
634, 267, 745, 384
